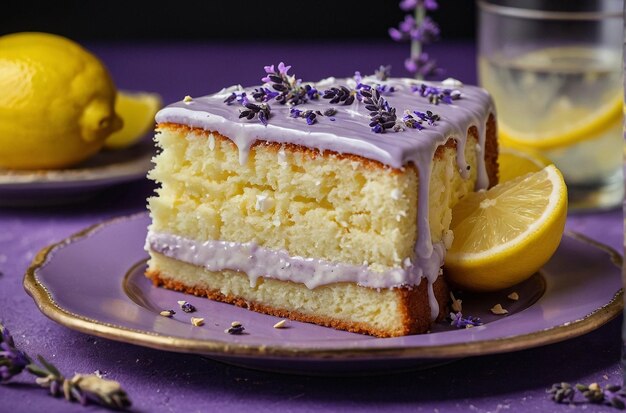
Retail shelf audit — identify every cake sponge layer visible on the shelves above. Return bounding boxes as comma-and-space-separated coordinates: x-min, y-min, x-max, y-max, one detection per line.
147, 252, 449, 337
148, 123, 484, 271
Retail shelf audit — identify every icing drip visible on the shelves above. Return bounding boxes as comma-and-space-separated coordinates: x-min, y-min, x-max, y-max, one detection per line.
154, 76, 495, 321
147, 231, 449, 291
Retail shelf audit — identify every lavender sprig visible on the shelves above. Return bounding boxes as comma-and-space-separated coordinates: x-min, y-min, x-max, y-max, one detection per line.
389, 0, 441, 79
448, 312, 483, 329
262, 62, 318, 106
548, 382, 626, 410
361, 89, 397, 133
0, 325, 30, 382
0, 322, 131, 410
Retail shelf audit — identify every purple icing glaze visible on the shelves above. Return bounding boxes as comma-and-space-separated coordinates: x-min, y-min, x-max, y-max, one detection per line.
152, 75, 495, 321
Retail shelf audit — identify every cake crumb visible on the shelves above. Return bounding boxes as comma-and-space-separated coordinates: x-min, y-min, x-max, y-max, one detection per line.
255, 194, 274, 212
442, 78, 464, 88
273, 320, 287, 329
390, 188, 402, 200
190, 317, 204, 327
183, 95, 193, 104
507, 292, 519, 301
450, 292, 462, 313
159, 310, 175, 317
490, 304, 508, 315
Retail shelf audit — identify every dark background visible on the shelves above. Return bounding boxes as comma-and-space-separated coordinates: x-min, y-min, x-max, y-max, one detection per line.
1, 1, 477, 42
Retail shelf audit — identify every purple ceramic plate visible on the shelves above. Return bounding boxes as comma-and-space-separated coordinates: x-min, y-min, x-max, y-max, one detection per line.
24, 213, 623, 375
0, 140, 153, 206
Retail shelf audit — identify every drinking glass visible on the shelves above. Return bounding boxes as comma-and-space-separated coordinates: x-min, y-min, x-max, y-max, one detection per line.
478, 0, 624, 211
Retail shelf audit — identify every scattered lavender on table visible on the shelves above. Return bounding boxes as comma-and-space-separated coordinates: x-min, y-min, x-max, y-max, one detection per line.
448, 312, 483, 329
0, 322, 131, 410
0, 325, 30, 382
548, 382, 626, 410
389, 0, 442, 79
361, 88, 398, 133
413, 83, 461, 105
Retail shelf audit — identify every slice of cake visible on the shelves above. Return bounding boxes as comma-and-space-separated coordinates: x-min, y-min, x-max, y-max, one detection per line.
145, 65, 498, 337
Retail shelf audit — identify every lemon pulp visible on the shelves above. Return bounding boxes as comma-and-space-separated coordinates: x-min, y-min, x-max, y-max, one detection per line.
445, 165, 568, 292
498, 146, 552, 183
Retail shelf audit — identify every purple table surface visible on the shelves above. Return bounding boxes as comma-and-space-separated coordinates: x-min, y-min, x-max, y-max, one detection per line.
0, 41, 624, 413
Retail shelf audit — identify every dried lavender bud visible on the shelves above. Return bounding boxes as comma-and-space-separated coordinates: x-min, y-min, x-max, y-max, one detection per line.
548, 382, 575, 404
289, 108, 317, 125
361, 89, 397, 134
413, 110, 440, 125
323, 108, 337, 117
239, 102, 271, 126
225, 322, 245, 335
251, 87, 279, 103
413, 84, 461, 105
322, 86, 356, 105
177, 300, 197, 313
448, 312, 482, 329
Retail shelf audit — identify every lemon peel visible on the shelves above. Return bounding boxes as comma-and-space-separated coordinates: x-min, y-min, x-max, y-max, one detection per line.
0, 32, 121, 169
104, 91, 162, 150
445, 165, 568, 292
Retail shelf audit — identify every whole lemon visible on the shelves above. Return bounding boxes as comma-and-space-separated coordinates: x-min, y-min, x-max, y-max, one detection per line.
0, 32, 122, 169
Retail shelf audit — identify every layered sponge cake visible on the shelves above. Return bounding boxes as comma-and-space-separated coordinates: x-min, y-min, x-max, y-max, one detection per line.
146, 66, 498, 337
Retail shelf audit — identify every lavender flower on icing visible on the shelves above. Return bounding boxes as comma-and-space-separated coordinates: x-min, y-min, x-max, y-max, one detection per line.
413, 83, 461, 105
262, 62, 317, 106
361, 88, 397, 134
323, 86, 356, 105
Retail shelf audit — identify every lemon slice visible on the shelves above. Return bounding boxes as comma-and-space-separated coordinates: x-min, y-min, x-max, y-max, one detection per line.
445, 165, 567, 292
499, 95, 622, 151
104, 91, 162, 150
498, 146, 552, 183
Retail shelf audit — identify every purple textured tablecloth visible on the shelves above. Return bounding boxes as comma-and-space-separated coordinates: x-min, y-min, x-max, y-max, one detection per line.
0, 41, 623, 413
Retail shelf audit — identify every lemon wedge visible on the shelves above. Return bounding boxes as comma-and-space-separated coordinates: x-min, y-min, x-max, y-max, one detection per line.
445, 165, 567, 292
498, 146, 552, 183
104, 91, 162, 150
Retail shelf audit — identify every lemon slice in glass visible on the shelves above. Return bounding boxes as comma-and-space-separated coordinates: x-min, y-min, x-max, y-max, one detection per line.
445, 165, 568, 292
499, 95, 622, 151
498, 146, 552, 183
104, 91, 162, 150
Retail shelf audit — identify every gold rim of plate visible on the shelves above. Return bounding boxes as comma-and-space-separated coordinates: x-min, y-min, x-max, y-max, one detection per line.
23, 215, 624, 361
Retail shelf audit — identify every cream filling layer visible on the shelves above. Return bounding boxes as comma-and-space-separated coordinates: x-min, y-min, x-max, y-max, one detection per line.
146, 231, 446, 318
